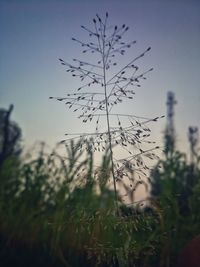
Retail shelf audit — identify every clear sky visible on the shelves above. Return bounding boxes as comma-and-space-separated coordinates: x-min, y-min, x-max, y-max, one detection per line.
1, 0, 200, 154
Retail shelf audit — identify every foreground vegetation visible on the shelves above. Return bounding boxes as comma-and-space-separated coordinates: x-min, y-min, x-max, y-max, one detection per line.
0, 106, 200, 267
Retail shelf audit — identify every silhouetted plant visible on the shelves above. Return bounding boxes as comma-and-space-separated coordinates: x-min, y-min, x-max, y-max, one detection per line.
0, 136, 161, 267
0, 97, 199, 266
50, 13, 163, 210
188, 126, 199, 164
149, 103, 200, 267
0, 104, 22, 168
0, 105, 22, 206
150, 149, 200, 267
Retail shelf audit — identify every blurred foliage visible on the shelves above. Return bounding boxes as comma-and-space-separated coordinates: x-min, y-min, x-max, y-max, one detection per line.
0, 107, 200, 267
150, 149, 200, 267
0, 105, 22, 167
0, 105, 22, 210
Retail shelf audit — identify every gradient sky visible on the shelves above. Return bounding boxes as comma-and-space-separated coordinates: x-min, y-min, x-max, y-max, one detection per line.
1, 0, 200, 154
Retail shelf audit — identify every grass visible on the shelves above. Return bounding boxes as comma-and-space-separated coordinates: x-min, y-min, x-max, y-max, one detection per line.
0, 138, 199, 266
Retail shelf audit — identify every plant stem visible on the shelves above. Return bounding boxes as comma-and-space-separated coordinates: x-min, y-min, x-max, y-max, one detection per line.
102, 28, 119, 214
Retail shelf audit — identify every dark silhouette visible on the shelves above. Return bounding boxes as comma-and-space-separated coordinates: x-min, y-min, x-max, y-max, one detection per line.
188, 126, 199, 164
0, 104, 22, 168
165, 91, 177, 158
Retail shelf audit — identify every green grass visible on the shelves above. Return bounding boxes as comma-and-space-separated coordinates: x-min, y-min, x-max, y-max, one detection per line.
0, 141, 200, 267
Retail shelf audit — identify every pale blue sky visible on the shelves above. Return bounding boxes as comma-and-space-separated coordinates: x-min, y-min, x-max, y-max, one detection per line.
1, 0, 200, 153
